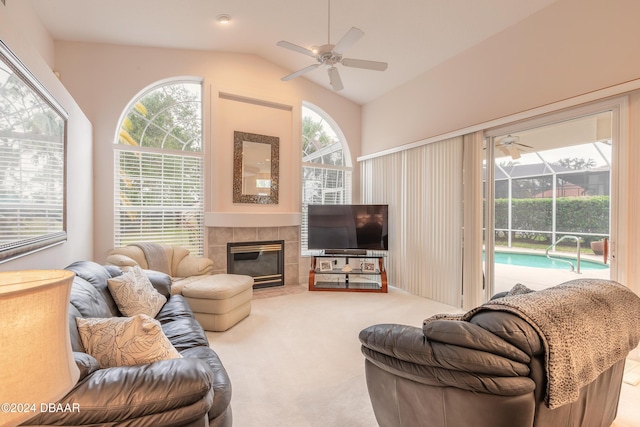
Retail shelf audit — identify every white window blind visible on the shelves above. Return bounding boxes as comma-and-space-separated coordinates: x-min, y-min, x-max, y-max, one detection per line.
114, 149, 203, 254
114, 81, 204, 255
0, 41, 67, 262
0, 138, 66, 259
301, 104, 352, 252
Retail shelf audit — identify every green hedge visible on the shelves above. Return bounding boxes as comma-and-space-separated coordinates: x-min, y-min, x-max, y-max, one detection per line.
494, 196, 609, 244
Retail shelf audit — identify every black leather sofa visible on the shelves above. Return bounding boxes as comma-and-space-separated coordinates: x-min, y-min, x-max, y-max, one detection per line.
23, 261, 232, 427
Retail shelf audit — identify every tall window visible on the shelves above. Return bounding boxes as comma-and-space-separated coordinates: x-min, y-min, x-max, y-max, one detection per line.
114, 80, 204, 255
0, 41, 67, 262
301, 103, 352, 251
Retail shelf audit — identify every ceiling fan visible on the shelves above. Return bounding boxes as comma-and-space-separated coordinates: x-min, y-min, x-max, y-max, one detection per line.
495, 134, 532, 159
276, 0, 388, 91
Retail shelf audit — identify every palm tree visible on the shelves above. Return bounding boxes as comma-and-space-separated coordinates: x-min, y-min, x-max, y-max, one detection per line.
302, 115, 332, 157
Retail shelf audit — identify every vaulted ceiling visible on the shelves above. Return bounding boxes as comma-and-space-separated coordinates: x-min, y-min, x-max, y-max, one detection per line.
31, 0, 559, 104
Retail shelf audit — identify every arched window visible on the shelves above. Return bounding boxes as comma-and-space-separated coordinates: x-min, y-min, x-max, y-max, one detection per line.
114, 79, 204, 255
301, 103, 352, 251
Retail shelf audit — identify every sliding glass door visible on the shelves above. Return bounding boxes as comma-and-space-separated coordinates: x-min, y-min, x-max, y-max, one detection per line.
484, 104, 620, 296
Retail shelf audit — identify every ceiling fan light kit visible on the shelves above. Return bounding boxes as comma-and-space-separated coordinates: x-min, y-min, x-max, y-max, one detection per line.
276, 0, 388, 91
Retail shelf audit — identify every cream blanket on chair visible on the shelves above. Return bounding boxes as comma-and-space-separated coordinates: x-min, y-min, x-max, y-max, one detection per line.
458, 279, 640, 408
131, 242, 171, 275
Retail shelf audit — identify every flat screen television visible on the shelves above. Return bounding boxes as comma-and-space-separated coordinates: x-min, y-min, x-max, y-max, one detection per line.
307, 204, 389, 251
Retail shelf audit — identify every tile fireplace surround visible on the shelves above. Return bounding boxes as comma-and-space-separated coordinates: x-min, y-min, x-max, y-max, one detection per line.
206, 213, 301, 287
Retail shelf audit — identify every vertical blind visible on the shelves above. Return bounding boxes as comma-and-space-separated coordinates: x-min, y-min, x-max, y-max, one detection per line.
462, 132, 486, 309
361, 136, 464, 306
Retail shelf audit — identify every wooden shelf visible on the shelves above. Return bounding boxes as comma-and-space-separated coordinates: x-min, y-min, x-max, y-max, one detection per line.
313, 281, 383, 292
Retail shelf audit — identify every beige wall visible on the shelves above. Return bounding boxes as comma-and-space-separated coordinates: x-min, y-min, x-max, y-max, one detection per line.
216, 97, 293, 212
361, 0, 640, 155
51, 42, 362, 263
0, 1, 93, 272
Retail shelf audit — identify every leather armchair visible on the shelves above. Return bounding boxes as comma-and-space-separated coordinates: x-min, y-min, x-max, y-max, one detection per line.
359, 280, 640, 427
106, 243, 214, 294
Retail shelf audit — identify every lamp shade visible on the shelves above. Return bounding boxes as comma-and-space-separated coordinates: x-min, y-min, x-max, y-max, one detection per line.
0, 270, 79, 427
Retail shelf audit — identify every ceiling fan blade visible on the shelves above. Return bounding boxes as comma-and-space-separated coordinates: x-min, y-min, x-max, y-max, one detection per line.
508, 145, 521, 160
276, 40, 317, 58
328, 66, 343, 91
498, 146, 510, 157
516, 142, 534, 149
333, 27, 364, 54
281, 64, 320, 81
342, 58, 388, 71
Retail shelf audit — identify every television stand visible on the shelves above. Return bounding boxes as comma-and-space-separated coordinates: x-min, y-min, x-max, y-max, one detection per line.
309, 253, 387, 293
323, 249, 367, 256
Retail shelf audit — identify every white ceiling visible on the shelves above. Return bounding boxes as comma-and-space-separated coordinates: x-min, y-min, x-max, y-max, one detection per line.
30, 0, 559, 105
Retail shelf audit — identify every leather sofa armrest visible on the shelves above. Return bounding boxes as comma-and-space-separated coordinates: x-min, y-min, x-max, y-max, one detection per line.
422, 319, 530, 363
174, 255, 214, 278
360, 323, 530, 376
470, 311, 544, 357
360, 324, 535, 396
23, 357, 214, 426
73, 352, 99, 381
169, 246, 213, 277
360, 324, 437, 364
106, 246, 149, 269
105, 253, 139, 268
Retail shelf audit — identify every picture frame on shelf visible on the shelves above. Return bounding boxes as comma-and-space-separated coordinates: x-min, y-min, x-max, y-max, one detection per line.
362, 261, 377, 273
319, 260, 333, 272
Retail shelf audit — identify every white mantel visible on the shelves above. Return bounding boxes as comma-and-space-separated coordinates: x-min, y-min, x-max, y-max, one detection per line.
205, 212, 302, 228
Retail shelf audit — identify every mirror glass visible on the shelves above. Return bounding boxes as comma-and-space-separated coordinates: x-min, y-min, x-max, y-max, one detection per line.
242, 141, 272, 195
233, 131, 279, 204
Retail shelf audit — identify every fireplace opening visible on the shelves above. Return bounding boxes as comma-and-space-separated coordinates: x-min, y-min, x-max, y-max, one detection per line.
227, 240, 284, 289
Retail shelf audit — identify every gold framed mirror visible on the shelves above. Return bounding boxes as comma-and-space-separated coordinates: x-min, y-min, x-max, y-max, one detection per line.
233, 131, 279, 204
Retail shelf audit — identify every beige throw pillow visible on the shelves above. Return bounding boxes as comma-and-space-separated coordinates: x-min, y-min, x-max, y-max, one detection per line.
76, 314, 181, 368
107, 265, 166, 317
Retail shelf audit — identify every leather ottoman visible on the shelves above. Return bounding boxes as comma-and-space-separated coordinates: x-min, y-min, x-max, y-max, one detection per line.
181, 274, 253, 332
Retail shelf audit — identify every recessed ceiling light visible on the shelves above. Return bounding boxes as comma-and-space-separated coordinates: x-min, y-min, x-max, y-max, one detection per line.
216, 14, 231, 24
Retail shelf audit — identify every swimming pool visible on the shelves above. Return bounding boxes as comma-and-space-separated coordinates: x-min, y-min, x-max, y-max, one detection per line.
492, 251, 609, 270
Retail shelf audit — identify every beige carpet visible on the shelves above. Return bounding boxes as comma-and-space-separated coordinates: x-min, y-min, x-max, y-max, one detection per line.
207, 285, 640, 427
206, 285, 460, 427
